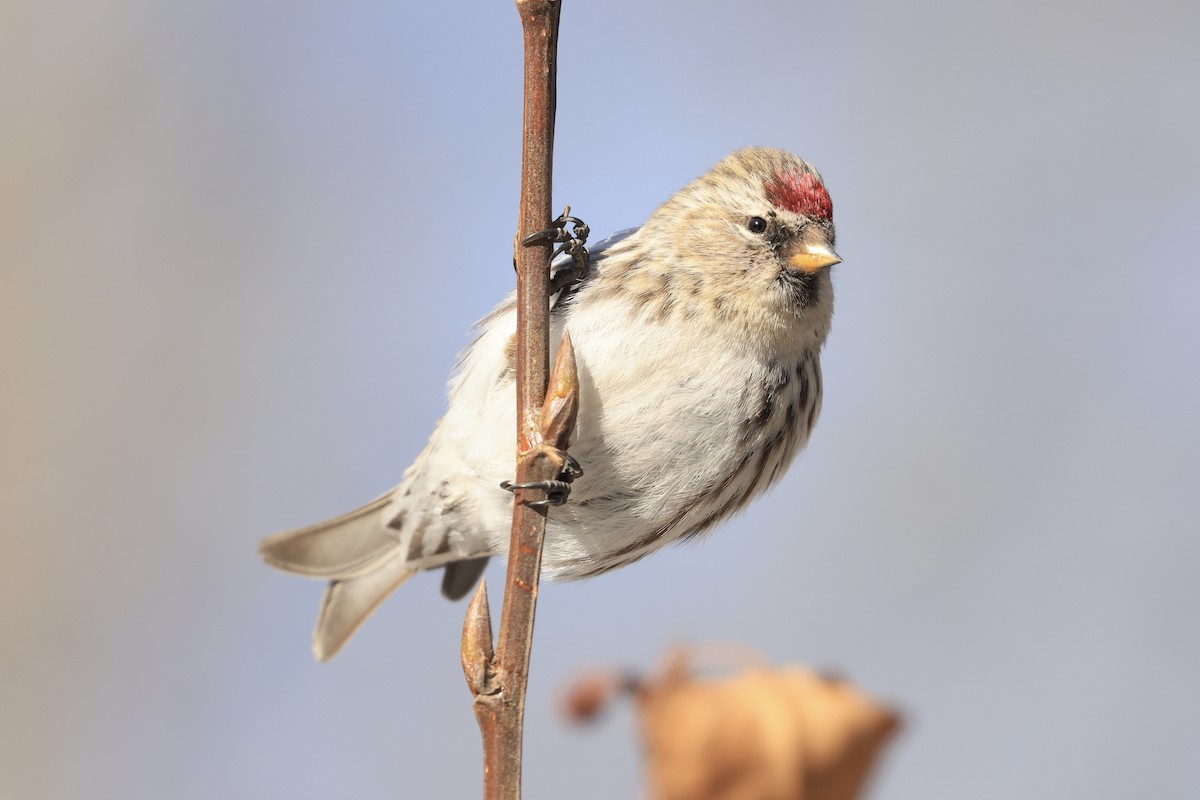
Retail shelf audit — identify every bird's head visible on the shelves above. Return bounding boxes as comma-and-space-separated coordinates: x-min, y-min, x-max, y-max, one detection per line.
633, 147, 840, 344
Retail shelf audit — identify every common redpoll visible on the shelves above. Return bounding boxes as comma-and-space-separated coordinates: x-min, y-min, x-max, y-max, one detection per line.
261, 147, 841, 660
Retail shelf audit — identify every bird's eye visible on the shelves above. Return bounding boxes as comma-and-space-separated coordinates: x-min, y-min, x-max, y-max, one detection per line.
747, 216, 768, 234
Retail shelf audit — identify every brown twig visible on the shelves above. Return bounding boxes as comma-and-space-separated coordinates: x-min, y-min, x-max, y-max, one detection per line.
461, 2, 568, 798
462, 338, 577, 795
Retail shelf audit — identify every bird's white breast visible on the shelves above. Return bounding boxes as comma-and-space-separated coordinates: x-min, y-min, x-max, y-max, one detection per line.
396, 278, 817, 579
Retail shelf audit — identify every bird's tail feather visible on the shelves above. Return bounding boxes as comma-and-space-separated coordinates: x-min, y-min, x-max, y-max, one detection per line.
312, 553, 416, 661
259, 492, 401, 578
260, 492, 418, 660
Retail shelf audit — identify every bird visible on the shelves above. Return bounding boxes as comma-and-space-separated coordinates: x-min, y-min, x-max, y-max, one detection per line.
260, 147, 841, 660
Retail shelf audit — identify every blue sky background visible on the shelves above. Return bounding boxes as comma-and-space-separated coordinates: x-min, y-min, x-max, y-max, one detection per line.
3, 1, 1198, 797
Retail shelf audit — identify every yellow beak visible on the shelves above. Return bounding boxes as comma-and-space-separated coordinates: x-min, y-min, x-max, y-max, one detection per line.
787, 241, 842, 273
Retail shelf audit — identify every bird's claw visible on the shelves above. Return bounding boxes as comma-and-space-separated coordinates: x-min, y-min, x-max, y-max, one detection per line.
558, 452, 583, 481
500, 479, 572, 508
520, 206, 590, 292
501, 445, 583, 508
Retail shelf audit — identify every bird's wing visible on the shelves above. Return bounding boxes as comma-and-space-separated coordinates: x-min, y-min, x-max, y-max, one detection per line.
549, 227, 638, 279
550, 227, 639, 309
463, 225, 641, 359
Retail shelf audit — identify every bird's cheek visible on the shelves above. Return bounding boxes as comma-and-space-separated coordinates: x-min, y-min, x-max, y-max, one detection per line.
672, 204, 735, 254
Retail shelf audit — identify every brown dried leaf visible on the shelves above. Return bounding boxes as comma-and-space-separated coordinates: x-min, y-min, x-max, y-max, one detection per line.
637, 653, 900, 800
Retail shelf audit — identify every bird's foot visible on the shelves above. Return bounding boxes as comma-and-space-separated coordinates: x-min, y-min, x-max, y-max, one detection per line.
500, 479, 571, 508
501, 446, 583, 508
521, 206, 590, 292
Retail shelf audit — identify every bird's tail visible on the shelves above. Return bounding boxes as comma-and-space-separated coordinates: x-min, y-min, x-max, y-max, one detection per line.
260, 493, 418, 661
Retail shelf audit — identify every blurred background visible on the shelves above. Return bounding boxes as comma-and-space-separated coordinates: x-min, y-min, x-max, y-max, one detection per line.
3, 0, 1198, 797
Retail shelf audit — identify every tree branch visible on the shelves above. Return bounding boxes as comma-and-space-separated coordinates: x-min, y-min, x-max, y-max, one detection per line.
461, 2, 569, 798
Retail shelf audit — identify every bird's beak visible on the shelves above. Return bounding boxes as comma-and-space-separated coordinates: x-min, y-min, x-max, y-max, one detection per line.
786, 235, 842, 274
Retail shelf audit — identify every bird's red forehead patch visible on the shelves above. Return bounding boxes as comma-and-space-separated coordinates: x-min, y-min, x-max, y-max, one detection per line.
765, 170, 833, 221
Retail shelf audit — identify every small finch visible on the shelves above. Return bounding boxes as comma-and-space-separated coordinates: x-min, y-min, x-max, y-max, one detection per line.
261, 147, 841, 660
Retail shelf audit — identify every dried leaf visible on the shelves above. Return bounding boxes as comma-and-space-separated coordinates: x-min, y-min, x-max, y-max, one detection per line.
638, 657, 899, 800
